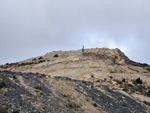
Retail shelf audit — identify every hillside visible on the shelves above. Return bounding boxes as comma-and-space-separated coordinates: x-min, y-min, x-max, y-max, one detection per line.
0, 71, 150, 113
0, 48, 150, 112
1, 48, 150, 80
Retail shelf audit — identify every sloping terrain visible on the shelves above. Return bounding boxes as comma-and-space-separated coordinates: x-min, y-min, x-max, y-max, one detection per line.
1, 48, 150, 80
0, 71, 150, 113
0, 48, 150, 112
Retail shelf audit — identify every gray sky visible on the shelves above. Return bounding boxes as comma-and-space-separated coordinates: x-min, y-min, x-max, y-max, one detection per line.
0, 0, 150, 65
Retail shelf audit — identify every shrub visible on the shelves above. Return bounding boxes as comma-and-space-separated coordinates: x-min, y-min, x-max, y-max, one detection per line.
54, 54, 59, 57
122, 78, 126, 82
28, 62, 33, 65
5, 63, 9, 65
0, 81, 7, 88
146, 68, 150, 72
62, 93, 68, 97
38, 60, 45, 63
91, 75, 94, 78
9, 63, 18, 66
21, 63, 26, 66
104, 78, 107, 82
146, 89, 150, 97
135, 78, 142, 84
38, 57, 43, 60
96, 80, 100, 82
32, 58, 37, 61
109, 76, 113, 79
82, 81, 86, 84
143, 101, 150, 106
93, 103, 97, 107
142, 63, 149, 67
34, 85, 41, 90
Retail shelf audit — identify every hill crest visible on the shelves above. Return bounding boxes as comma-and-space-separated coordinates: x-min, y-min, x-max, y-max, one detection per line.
0, 48, 150, 112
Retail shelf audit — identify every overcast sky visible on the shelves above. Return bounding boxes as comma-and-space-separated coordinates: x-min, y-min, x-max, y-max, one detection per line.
0, 0, 150, 65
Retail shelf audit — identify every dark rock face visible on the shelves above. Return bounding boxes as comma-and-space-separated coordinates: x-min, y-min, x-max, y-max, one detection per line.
0, 71, 150, 113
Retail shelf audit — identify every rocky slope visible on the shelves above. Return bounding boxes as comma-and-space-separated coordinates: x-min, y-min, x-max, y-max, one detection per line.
0, 71, 150, 113
0, 48, 150, 112
1, 48, 150, 80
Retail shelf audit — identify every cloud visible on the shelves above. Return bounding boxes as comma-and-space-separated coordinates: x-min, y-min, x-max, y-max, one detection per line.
0, 0, 150, 64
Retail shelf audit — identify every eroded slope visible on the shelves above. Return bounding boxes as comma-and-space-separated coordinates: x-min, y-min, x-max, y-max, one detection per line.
0, 71, 150, 113
1, 48, 150, 80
